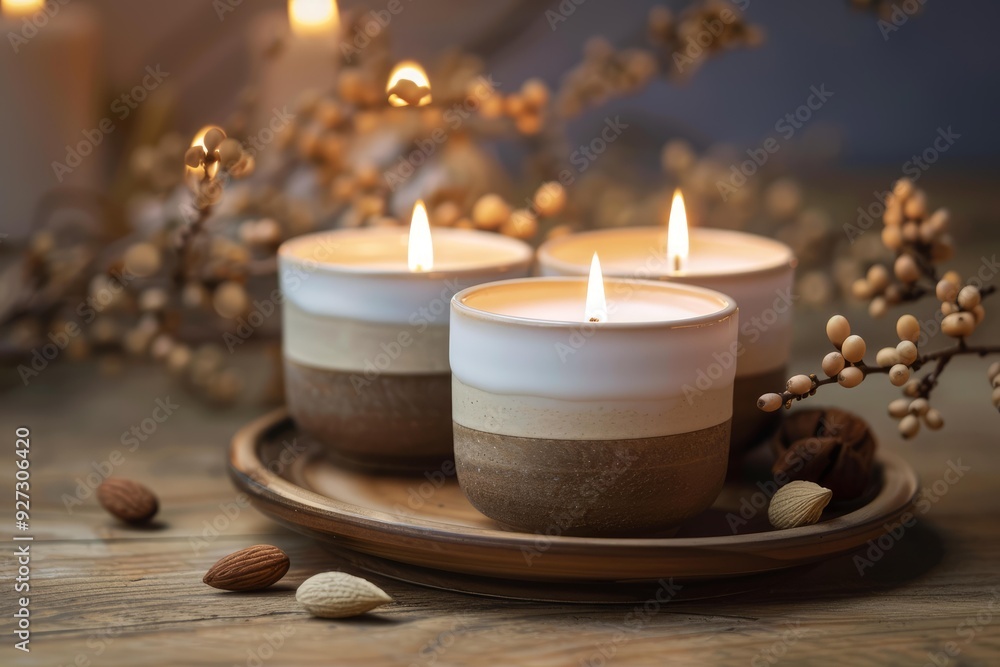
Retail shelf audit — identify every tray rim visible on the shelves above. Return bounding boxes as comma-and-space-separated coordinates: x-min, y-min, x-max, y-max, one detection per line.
231, 409, 920, 555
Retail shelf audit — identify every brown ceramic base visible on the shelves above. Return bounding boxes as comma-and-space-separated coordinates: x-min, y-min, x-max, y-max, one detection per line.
453, 420, 731, 537
285, 358, 453, 474
731, 367, 786, 458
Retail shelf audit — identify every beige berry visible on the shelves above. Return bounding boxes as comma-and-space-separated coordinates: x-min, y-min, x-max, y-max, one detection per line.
957, 285, 981, 310
838, 366, 864, 388
898, 414, 920, 439
826, 315, 851, 348
896, 314, 920, 343
203, 127, 226, 152
893, 178, 914, 200
903, 190, 927, 219
908, 398, 929, 416
851, 278, 872, 300
184, 145, 206, 168
903, 379, 921, 397
534, 182, 567, 217
123, 243, 162, 278
988, 362, 1000, 380
218, 138, 243, 168
896, 340, 918, 365
213, 281, 249, 319
941, 301, 958, 316
841, 335, 866, 363
888, 364, 910, 387
888, 398, 911, 418
972, 304, 986, 324
786, 374, 813, 395
868, 297, 888, 318
901, 222, 919, 243
942, 312, 976, 338
821, 351, 846, 377
993, 386, 1000, 408
894, 254, 920, 283
881, 226, 902, 250
866, 264, 890, 293
757, 393, 783, 412
876, 347, 900, 367
883, 205, 903, 227
472, 194, 511, 230
924, 409, 944, 430
501, 209, 538, 240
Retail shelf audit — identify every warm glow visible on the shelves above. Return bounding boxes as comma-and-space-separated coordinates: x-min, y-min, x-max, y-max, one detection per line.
585, 253, 608, 323
2, 0, 43, 18
288, 0, 339, 36
386, 61, 432, 107
666, 188, 690, 273
186, 126, 220, 181
407, 200, 434, 272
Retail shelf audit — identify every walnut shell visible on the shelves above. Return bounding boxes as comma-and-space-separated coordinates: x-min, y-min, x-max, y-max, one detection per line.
772, 408, 876, 501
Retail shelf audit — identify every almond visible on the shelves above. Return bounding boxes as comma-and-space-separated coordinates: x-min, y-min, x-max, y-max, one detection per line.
96, 478, 159, 524
203, 545, 290, 591
296, 572, 392, 618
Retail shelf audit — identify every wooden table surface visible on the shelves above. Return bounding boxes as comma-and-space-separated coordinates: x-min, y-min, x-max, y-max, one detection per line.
3, 306, 1000, 667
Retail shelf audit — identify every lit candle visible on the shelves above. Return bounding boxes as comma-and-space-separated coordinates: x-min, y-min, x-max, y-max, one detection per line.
251, 0, 339, 151
0, 0, 102, 238
450, 269, 739, 536
278, 206, 533, 472
537, 191, 796, 456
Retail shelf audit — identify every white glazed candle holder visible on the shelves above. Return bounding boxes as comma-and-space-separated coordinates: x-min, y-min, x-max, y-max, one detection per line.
279, 227, 533, 472
537, 227, 795, 455
450, 277, 739, 536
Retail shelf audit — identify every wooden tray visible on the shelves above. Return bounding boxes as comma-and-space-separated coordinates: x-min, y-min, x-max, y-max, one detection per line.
229, 409, 920, 602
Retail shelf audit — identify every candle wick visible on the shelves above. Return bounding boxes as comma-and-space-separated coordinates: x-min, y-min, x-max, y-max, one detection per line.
673, 255, 681, 272
589, 316, 600, 323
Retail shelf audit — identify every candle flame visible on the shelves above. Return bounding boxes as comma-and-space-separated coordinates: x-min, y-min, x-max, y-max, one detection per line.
585, 253, 608, 323
2, 0, 42, 18
408, 200, 434, 272
666, 188, 689, 273
386, 61, 432, 107
288, 0, 339, 36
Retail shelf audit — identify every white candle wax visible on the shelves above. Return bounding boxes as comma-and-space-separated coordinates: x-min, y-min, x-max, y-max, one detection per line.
279, 227, 533, 372
450, 277, 739, 440
538, 227, 796, 377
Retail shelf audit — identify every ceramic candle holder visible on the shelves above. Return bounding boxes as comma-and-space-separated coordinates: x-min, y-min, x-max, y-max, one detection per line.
450, 277, 739, 537
279, 228, 532, 473
538, 228, 795, 456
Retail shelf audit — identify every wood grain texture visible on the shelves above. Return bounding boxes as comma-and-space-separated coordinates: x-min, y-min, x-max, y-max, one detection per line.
2, 309, 1000, 666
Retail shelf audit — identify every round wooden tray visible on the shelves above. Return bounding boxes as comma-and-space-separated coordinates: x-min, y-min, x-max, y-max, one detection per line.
229, 409, 920, 602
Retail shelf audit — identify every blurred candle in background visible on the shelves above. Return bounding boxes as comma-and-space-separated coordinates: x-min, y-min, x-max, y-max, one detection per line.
0, 0, 102, 239
251, 0, 339, 159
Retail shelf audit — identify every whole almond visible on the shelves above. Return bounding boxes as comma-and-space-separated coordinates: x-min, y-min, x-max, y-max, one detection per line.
768, 481, 833, 529
203, 545, 290, 591
296, 572, 392, 618
96, 478, 158, 524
